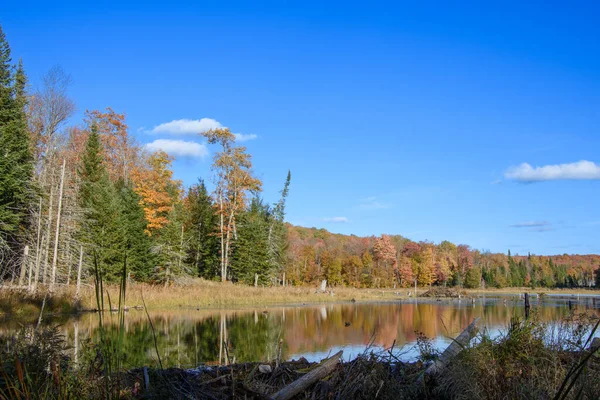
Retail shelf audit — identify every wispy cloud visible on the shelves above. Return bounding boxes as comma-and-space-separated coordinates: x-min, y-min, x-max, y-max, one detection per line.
234, 133, 258, 142
359, 196, 391, 210
509, 221, 550, 228
149, 118, 223, 135
505, 160, 600, 183
145, 139, 208, 158
323, 217, 349, 223
509, 221, 553, 232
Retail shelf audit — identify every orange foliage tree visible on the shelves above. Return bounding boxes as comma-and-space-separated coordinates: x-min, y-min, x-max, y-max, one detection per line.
133, 150, 181, 235
85, 108, 141, 184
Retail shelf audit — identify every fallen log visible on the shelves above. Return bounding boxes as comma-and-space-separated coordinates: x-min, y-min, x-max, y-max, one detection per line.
270, 350, 343, 400
422, 318, 480, 380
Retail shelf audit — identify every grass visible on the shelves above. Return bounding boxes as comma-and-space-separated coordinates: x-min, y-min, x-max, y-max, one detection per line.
1, 280, 598, 321
0, 288, 82, 319
73, 278, 413, 311
434, 310, 600, 399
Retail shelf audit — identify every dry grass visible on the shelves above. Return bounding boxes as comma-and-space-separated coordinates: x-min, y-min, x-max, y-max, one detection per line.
435, 311, 600, 400
465, 287, 600, 296
73, 279, 411, 311
0, 288, 81, 319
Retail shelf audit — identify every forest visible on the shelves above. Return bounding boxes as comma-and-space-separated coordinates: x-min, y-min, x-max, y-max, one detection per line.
0, 24, 598, 293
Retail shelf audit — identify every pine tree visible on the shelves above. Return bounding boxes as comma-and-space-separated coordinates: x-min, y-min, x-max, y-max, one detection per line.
153, 202, 187, 286
465, 266, 482, 288
185, 180, 220, 279
230, 197, 271, 284
78, 124, 123, 281
268, 171, 291, 274
0, 26, 34, 259
116, 180, 154, 281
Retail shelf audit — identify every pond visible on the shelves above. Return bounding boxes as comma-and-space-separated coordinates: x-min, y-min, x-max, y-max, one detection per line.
2, 294, 599, 369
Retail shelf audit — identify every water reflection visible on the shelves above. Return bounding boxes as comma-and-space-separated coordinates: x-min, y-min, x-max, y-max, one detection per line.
2, 296, 599, 368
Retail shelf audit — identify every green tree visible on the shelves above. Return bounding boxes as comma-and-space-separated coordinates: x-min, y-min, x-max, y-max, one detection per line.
116, 181, 154, 281
78, 124, 123, 281
0, 26, 34, 259
185, 180, 220, 279
464, 267, 482, 288
268, 171, 291, 277
230, 197, 271, 284
153, 202, 188, 286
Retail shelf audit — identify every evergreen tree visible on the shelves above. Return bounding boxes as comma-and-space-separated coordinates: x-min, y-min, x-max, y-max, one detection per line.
0, 26, 33, 258
78, 124, 123, 281
153, 202, 188, 285
116, 181, 154, 281
185, 180, 220, 279
267, 171, 291, 274
230, 197, 271, 284
464, 267, 482, 288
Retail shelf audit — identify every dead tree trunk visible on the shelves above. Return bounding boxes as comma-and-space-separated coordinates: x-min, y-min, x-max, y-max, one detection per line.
18, 245, 30, 286
65, 241, 72, 285
50, 158, 66, 292
42, 185, 54, 284
33, 234, 45, 291
75, 245, 83, 298
423, 318, 480, 379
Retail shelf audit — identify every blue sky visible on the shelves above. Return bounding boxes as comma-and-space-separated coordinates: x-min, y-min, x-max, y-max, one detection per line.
3, 1, 599, 255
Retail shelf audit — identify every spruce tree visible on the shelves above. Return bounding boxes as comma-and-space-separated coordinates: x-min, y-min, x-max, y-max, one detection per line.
116, 181, 154, 281
153, 202, 187, 285
78, 124, 123, 281
0, 26, 33, 257
230, 197, 272, 284
186, 180, 220, 279
268, 171, 291, 274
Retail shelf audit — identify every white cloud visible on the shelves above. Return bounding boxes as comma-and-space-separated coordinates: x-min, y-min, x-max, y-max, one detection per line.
323, 217, 349, 223
234, 133, 258, 142
359, 196, 391, 209
505, 160, 600, 183
149, 118, 222, 135
145, 139, 208, 158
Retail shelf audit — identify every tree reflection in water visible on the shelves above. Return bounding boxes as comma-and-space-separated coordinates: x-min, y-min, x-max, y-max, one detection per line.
1, 295, 598, 368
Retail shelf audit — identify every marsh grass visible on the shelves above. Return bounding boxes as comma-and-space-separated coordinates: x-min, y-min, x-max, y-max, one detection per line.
0, 289, 81, 319
436, 310, 600, 399
79, 278, 409, 310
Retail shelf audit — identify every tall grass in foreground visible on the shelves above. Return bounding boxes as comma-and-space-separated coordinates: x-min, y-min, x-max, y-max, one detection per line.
435, 310, 600, 400
92, 250, 128, 398
0, 251, 135, 399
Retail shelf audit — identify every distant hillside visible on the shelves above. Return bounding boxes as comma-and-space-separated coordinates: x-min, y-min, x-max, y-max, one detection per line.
284, 224, 599, 289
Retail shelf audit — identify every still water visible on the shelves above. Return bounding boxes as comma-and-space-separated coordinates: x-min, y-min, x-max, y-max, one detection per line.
3, 295, 599, 368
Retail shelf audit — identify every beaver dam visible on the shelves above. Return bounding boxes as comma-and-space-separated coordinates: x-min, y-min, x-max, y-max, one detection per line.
2, 314, 600, 399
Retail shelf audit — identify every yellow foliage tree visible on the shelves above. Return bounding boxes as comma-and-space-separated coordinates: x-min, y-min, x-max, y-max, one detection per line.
202, 128, 262, 281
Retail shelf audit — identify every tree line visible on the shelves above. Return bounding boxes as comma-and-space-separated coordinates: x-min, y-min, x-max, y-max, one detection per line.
1, 24, 598, 291
285, 226, 600, 289
0, 25, 289, 289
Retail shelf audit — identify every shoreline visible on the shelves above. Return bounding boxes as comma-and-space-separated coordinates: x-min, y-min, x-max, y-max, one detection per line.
1, 281, 598, 322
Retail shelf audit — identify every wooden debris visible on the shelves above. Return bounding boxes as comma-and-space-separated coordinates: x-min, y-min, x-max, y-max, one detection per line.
270, 350, 343, 400
422, 318, 480, 379
259, 364, 272, 374
143, 366, 150, 389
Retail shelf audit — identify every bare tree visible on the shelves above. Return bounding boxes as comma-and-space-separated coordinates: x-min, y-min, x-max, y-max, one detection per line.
28, 65, 75, 174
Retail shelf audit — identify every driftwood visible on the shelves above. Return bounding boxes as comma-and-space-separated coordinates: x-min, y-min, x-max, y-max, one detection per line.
423, 318, 480, 379
270, 350, 343, 400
